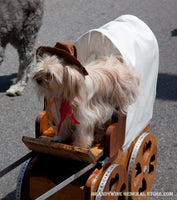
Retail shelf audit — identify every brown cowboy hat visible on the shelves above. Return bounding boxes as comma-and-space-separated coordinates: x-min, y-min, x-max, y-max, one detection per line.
36, 42, 88, 76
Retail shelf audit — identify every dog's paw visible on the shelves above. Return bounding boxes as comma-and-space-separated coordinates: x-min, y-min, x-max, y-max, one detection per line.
72, 141, 90, 148
6, 83, 25, 96
72, 137, 93, 149
51, 136, 63, 143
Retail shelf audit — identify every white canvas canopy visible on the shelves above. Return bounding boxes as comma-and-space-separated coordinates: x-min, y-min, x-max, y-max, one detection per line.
75, 15, 159, 149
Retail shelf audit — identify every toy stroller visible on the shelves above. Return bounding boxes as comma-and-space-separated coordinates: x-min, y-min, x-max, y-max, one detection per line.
17, 15, 159, 200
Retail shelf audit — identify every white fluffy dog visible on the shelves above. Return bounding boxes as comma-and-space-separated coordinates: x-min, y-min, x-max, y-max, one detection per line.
33, 42, 140, 148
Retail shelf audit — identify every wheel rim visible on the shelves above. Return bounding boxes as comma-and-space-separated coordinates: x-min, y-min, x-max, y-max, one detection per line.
16, 159, 31, 200
128, 133, 157, 200
96, 164, 128, 200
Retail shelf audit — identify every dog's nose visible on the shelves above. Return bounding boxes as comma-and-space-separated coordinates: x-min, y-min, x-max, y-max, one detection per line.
36, 77, 43, 85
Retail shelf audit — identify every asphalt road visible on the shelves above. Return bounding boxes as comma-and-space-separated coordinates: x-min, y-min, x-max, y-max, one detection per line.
0, 0, 177, 199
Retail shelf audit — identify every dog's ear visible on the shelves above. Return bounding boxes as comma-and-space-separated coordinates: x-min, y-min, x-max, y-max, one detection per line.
62, 66, 85, 100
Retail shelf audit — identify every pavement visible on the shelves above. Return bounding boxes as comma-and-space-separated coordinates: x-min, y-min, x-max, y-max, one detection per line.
0, 0, 177, 199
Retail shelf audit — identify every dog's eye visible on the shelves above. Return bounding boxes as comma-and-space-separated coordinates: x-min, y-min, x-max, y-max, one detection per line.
36, 77, 43, 85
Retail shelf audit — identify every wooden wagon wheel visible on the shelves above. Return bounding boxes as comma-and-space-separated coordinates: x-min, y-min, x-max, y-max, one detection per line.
128, 132, 157, 200
95, 164, 128, 200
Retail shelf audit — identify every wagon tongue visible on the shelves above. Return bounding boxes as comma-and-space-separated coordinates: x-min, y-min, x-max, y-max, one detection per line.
0, 151, 34, 178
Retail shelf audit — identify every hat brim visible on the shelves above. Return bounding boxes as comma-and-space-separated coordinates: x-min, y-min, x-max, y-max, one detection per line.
36, 46, 88, 76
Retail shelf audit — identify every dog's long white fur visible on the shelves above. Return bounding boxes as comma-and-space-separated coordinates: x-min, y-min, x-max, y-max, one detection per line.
33, 55, 140, 148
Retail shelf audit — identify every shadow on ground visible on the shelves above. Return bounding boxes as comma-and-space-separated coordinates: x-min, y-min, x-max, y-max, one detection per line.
156, 73, 177, 101
0, 73, 17, 93
1, 190, 16, 200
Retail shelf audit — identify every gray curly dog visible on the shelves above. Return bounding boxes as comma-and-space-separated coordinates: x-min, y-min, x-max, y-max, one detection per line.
0, 0, 44, 96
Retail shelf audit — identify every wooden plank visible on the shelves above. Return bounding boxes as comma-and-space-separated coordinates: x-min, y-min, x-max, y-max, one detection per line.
22, 136, 103, 163
89, 146, 104, 162
104, 114, 126, 157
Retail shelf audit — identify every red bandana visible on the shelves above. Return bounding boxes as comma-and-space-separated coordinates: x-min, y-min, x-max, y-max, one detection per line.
57, 99, 80, 135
